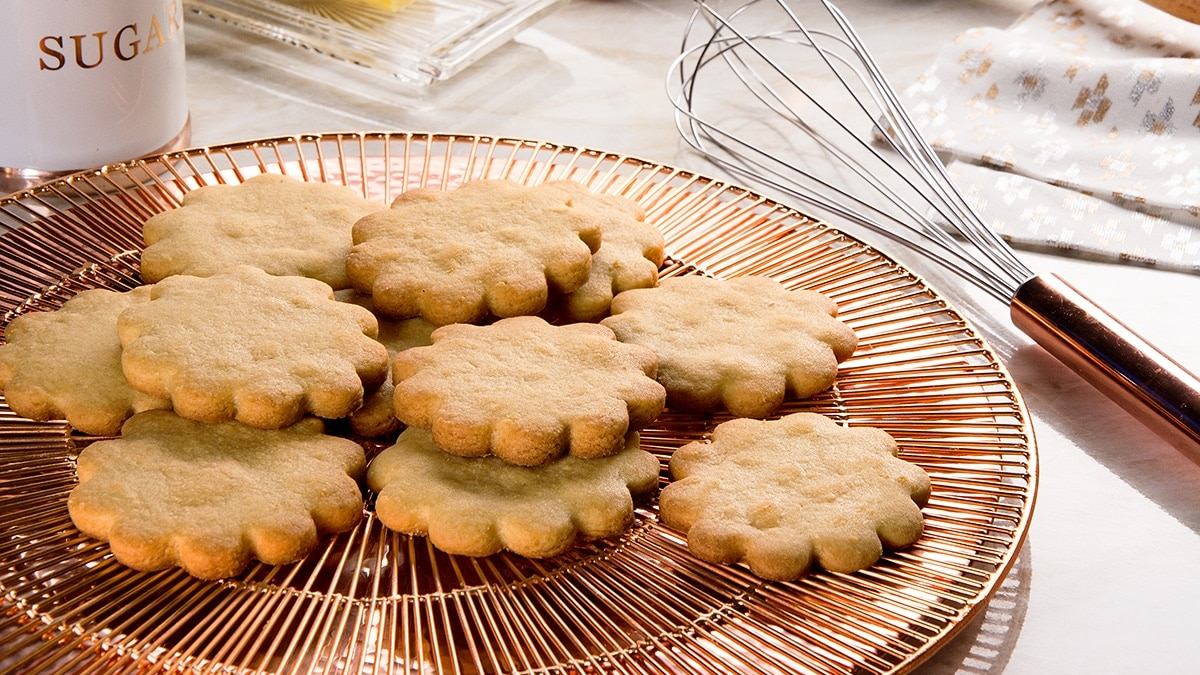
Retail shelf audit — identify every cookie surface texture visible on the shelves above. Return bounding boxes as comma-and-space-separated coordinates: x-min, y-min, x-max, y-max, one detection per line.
539, 184, 664, 322
0, 287, 170, 435
601, 275, 858, 417
393, 315, 665, 466
140, 173, 385, 289
367, 427, 659, 558
346, 179, 603, 326
67, 411, 366, 579
118, 266, 389, 429
658, 413, 931, 581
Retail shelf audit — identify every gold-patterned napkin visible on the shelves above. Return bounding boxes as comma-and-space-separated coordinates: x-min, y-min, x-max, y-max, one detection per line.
900, 0, 1200, 272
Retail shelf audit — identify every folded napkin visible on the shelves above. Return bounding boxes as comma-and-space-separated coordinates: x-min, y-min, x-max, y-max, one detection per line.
900, 0, 1200, 272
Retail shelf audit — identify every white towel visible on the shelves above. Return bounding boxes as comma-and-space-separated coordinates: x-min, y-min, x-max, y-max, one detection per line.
900, 0, 1200, 272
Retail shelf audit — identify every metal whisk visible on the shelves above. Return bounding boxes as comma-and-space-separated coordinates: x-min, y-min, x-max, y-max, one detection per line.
669, 0, 1200, 457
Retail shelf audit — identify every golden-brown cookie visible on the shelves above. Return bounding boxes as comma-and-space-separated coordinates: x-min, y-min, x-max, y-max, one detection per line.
392, 315, 665, 466
539, 184, 664, 322
118, 265, 389, 429
600, 275, 858, 417
345, 179, 604, 326
140, 173, 386, 289
335, 289, 437, 438
367, 427, 660, 558
67, 411, 366, 579
658, 413, 930, 581
0, 287, 170, 435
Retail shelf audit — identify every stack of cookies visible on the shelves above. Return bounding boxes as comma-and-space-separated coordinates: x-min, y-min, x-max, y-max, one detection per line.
0, 174, 929, 582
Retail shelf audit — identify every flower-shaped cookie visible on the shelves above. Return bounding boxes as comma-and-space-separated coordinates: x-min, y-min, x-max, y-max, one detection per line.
601, 275, 858, 417
658, 413, 931, 581
117, 265, 389, 429
0, 287, 170, 435
345, 179, 604, 326
367, 427, 660, 558
336, 289, 439, 438
140, 173, 386, 289
537, 184, 665, 322
67, 411, 366, 579
393, 315, 666, 466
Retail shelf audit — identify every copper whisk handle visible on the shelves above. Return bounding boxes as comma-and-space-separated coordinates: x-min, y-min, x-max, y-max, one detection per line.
1011, 272, 1200, 458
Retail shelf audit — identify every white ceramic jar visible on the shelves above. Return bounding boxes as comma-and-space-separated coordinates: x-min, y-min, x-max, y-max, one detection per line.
0, 0, 190, 193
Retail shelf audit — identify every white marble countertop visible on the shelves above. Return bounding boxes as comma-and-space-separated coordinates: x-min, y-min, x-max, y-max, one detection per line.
8, 0, 1199, 673
188, 1, 1200, 673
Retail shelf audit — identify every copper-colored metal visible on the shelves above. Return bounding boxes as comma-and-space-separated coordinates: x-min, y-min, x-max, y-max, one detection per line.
1011, 272, 1200, 458
1136, 0, 1200, 23
0, 132, 1036, 675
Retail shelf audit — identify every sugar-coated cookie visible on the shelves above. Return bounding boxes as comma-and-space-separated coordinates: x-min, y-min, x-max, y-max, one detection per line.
368, 427, 660, 557
345, 179, 604, 326
0, 287, 170, 435
658, 413, 930, 580
393, 315, 665, 466
140, 173, 386, 289
67, 411, 366, 579
118, 266, 389, 429
601, 275, 858, 417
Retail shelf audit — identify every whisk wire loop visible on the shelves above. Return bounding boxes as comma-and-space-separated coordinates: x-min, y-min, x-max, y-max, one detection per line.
671, 0, 1200, 458
671, 0, 1034, 302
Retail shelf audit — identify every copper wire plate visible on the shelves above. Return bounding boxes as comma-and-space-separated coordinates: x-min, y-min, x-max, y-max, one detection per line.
0, 132, 1036, 675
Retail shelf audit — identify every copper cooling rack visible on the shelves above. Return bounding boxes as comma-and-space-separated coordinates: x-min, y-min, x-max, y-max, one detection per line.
0, 132, 1036, 675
